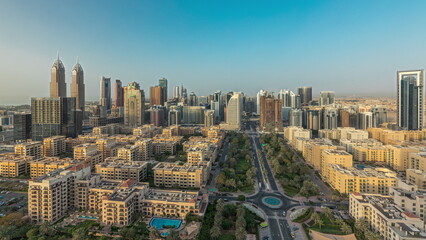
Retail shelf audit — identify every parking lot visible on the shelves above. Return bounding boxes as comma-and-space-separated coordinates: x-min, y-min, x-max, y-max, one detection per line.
0, 191, 27, 215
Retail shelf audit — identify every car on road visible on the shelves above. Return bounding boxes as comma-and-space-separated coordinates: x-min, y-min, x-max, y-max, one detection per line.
262, 237, 270, 240
283, 211, 286, 216
223, 198, 229, 202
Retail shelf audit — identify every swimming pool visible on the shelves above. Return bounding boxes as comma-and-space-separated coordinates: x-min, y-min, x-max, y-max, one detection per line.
78, 215, 98, 220
149, 218, 182, 230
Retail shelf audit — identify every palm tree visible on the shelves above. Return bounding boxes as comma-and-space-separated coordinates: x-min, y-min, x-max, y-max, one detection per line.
340, 223, 352, 234
311, 211, 320, 225
317, 219, 324, 229
166, 229, 181, 240
149, 228, 161, 240
210, 225, 221, 239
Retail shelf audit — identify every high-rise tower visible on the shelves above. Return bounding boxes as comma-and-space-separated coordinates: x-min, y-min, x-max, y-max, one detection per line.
71, 58, 85, 134
124, 82, 145, 127
50, 54, 66, 98
114, 80, 124, 107
100, 76, 112, 111
397, 70, 424, 130
159, 78, 168, 103
297, 86, 312, 106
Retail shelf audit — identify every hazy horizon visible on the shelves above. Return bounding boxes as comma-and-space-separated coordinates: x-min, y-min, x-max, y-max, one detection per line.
1, 0, 426, 105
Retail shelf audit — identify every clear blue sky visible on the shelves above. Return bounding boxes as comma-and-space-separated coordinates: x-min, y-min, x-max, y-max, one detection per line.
1, 0, 426, 104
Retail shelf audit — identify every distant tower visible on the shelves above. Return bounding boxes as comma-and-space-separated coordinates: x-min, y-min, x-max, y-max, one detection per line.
150, 86, 164, 106
397, 70, 424, 130
159, 78, 168, 102
173, 86, 180, 99
124, 82, 145, 127
226, 92, 243, 130
204, 110, 215, 128
71, 58, 85, 134
256, 90, 267, 115
319, 91, 335, 106
100, 76, 112, 111
114, 80, 124, 107
297, 86, 312, 106
50, 54, 66, 98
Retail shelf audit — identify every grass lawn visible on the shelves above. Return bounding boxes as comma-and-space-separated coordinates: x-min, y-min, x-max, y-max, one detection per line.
282, 184, 299, 197
308, 212, 346, 235
293, 207, 313, 223
218, 234, 236, 240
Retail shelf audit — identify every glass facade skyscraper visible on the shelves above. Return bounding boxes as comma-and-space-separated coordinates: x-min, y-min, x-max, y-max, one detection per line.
397, 70, 424, 130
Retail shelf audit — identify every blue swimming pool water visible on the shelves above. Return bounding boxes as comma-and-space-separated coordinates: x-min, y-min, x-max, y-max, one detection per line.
78, 215, 98, 220
149, 218, 182, 230
264, 197, 281, 206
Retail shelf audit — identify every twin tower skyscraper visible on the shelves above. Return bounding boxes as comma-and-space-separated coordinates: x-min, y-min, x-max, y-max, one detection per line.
49, 55, 85, 134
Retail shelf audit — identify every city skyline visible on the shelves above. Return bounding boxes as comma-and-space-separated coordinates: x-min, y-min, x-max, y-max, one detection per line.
2, 1, 426, 104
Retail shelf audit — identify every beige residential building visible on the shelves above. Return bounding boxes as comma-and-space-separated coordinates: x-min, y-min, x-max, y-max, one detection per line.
320, 149, 353, 175
353, 145, 387, 162
88, 180, 122, 212
409, 152, 426, 171
117, 145, 139, 161
135, 139, 153, 161
0, 154, 32, 177
75, 174, 103, 211
95, 159, 148, 182
29, 157, 80, 178
319, 128, 368, 141
141, 189, 204, 219
42, 136, 66, 157
349, 192, 425, 240
302, 139, 337, 170
324, 164, 397, 194
390, 186, 426, 221
187, 148, 205, 164
73, 143, 103, 168
386, 145, 420, 172
15, 141, 43, 160
28, 164, 91, 223
406, 169, 426, 190
152, 140, 177, 155
96, 139, 119, 160
368, 128, 426, 145
340, 138, 382, 154
153, 161, 211, 188
102, 180, 147, 226
132, 124, 162, 138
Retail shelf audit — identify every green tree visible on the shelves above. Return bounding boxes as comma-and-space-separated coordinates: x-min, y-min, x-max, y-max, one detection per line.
149, 228, 161, 239
340, 223, 352, 234
311, 211, 320, 225
72, 227, 88, 240
166, 229, 181, 240
26, 228, 39, 240
210, 225, 221, 239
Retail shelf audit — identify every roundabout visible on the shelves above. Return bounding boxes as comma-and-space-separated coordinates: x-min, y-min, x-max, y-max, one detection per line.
262, 196, 283, 209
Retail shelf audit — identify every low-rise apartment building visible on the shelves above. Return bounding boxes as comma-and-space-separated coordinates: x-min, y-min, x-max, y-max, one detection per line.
42, 136, 66, 157
73, 143, 103, 169
28, 164, 91, 223
15, 141, 43, 160
153, 161, 211, 188
95, 159, 148, 182
324, 165, 397, 194
29, 157, 80, 178
406, 169, 426, 190
117, 145, 139, 161
0, 153, 32, 177
349, 192, 426, 240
